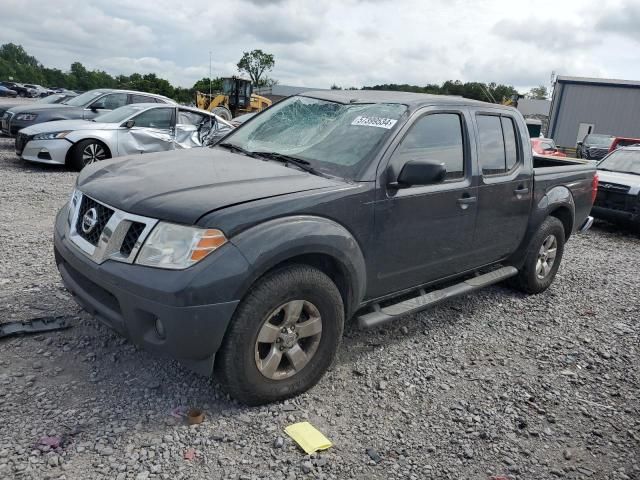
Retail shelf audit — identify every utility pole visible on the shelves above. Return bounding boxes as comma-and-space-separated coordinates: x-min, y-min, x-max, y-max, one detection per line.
209, 51, 212, 98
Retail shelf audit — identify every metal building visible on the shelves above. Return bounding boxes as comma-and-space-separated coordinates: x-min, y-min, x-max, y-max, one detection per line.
548, 75, 640, 148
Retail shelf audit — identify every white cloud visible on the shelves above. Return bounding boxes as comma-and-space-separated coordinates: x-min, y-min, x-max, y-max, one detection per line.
0, 0, 638, 91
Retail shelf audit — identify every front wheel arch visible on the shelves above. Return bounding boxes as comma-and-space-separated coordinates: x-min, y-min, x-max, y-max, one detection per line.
66, 138, 112, 170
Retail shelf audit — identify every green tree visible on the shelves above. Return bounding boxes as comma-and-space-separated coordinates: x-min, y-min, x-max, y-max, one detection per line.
528, 85, 548, 99
192, 77, 223, 94
237, 49, 275, 86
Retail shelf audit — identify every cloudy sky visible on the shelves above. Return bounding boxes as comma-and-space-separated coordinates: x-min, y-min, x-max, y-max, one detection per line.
2, 0, 639, 92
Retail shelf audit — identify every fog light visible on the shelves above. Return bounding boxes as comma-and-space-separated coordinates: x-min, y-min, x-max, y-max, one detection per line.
155, 318, 166, 339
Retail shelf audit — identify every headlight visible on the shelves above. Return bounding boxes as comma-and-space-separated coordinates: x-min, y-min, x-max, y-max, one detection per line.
33, 131, 71, 141
136, 222, 227, 270
15, 113, 38, 121
67, 189, 81, 226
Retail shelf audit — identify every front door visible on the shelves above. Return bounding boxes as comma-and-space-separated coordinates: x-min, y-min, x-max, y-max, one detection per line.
371, 110, 479, 298
472, 112, 531, 262
84, 92, 128, 119
117, 106, 176, 155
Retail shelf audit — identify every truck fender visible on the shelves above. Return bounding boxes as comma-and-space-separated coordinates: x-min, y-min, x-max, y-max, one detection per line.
508, 186, 575, 268
230, 215, 367, 317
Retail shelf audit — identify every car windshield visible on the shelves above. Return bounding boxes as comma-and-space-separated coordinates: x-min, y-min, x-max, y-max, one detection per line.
94, 105, 148, 123
586, 134, 613, 146
598, 150, 640, 175
63, 90, 105, 107
220, 95, 407, 178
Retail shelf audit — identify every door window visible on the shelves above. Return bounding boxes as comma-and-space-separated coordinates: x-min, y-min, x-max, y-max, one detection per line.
177, 110, 206, 126
132, 108, 174, 129
391, 113, 465, 180
130, 94, 159, 104
91, 93, 127, 110
477, 114, 520, 175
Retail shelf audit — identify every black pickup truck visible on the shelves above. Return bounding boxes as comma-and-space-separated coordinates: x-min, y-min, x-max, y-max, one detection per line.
54, 91, 597, 404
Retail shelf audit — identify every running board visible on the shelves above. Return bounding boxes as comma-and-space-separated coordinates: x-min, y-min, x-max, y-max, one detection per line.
357, 266, 518, 330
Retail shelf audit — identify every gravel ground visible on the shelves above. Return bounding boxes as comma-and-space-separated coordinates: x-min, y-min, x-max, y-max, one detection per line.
0, 101, 639, 479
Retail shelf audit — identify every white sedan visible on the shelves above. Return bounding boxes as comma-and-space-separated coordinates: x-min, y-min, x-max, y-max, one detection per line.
16, 104, 234, 170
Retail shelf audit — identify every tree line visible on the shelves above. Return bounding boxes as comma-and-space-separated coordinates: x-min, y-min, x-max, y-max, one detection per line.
1, 42, 547, 105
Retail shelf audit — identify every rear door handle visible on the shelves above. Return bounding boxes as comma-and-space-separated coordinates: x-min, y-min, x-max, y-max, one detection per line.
457, 196, 477, 208
514, 187, 530, 195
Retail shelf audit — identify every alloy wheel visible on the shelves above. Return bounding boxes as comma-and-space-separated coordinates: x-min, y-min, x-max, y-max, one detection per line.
82, 143, 107, 165
254, 300, 323, 380
536, 234, 558, 279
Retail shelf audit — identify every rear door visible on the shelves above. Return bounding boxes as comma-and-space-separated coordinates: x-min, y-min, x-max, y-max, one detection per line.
471, 110, 531, 263
370, 108, 480, 298
117, 106, 177, 155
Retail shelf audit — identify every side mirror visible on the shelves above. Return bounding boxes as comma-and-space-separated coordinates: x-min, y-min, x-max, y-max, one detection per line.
124, 120, 135, 128
576, 141, 583, 147
390, 160, 447, 188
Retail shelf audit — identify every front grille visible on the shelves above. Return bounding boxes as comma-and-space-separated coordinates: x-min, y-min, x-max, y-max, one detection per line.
595, 190, 637, 212
598, 182, 630, 194
15, 133, 30, 154
75, 196, 114, 245
120, 222, 146, 256
587, 147, 609, 160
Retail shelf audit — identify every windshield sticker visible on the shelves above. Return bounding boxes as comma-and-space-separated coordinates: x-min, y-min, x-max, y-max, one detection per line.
351, 116, 398, 129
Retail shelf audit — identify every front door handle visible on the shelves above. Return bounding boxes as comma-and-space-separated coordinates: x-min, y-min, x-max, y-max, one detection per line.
514, 186, 530, 195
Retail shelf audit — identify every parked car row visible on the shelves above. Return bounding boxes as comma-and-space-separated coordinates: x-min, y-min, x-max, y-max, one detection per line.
0, 81, 59, 98
1, 87, 234, 170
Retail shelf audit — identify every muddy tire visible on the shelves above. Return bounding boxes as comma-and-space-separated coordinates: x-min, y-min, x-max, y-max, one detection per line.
216, 265, 344, 405
510, 216, 565, 294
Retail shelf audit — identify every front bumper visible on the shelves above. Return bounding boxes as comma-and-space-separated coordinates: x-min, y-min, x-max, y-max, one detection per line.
54, 206, 248, 376
2, 117, 32, 136
592, 206, 639, 224
21, 139, 71, 165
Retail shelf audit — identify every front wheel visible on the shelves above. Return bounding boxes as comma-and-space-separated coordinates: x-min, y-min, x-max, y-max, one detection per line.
509, 216, 565, 294
216, 265, 344, 405
68, 139, 110, 170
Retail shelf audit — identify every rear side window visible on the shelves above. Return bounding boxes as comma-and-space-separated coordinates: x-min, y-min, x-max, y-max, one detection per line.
477, 114, 520, 175
130, 94, 157, 104
391, 113, 465, 180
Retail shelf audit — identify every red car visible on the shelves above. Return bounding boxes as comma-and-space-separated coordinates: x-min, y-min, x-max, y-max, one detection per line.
531, 138, 567, 157
609, 136, 640, 153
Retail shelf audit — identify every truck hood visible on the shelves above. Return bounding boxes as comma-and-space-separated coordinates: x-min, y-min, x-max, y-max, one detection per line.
598, 170, 640, 195
21, 119, 115, 135
77, 148, 346, 224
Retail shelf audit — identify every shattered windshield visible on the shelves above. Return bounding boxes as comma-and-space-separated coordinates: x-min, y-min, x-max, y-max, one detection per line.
220, 96, 407, 178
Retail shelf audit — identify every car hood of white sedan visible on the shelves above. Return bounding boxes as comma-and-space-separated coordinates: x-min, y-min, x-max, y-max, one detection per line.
20, 119, 118, 135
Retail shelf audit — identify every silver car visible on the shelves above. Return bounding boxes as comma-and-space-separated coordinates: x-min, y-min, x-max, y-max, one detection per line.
17, 104, 234, 170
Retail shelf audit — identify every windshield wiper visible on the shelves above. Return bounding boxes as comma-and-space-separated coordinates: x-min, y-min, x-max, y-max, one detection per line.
253, 151, 321, 176
218, 142, 259, 157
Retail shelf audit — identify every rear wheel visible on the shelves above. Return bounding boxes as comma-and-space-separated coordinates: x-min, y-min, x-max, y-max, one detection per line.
216, 265, 344, 405
68, 139, 110, 170
510, 216, 565, 294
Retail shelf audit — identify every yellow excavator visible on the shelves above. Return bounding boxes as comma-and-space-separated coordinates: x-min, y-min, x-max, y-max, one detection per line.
195, 77, 272, 120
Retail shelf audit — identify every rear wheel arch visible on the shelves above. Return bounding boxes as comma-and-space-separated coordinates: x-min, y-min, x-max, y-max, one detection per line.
548, 206, 573, 240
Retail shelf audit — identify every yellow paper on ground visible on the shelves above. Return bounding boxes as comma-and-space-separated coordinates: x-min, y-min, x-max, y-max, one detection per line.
284, 422, 332, 454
